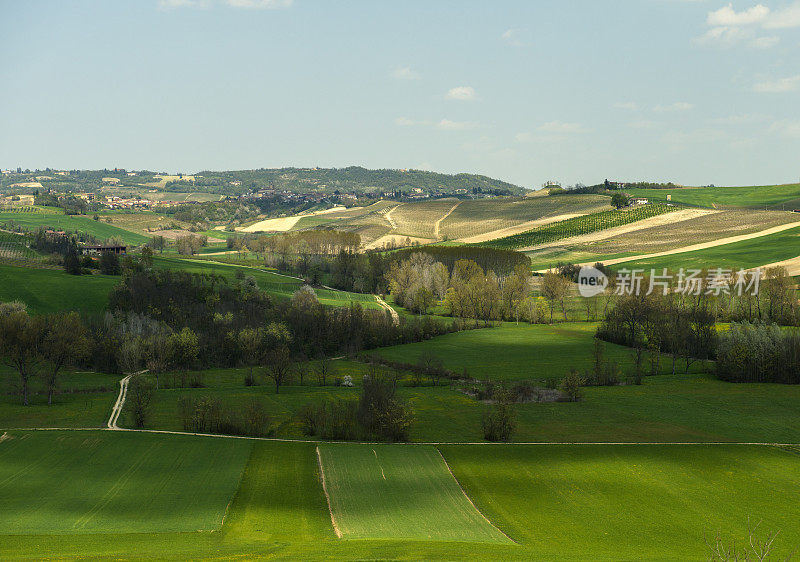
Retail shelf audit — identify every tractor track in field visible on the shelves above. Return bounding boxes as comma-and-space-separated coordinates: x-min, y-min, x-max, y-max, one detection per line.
433, 201, 461, 239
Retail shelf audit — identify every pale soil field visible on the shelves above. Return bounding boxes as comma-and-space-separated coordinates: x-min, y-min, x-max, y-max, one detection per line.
150, 229, 225, 243
390, 199, 462, 239
756, 255, 800, 275
439, 196, 610, 241
459, 212, 588, 243
585, 209, 800, 255
517, 208, 718, 253
239, 206, 347, 232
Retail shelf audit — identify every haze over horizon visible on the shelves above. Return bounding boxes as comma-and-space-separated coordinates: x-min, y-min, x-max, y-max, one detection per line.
2, 0, 800, 189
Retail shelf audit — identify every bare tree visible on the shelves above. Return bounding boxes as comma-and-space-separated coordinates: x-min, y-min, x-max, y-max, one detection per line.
265, 346, 292, 394
40, 312, 90, 405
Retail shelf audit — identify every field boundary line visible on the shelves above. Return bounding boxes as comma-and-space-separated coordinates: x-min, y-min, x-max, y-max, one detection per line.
434, 200, 461, 239
434, 447, 517, 544
4, 427, 800, 448
316, 446, 342, 538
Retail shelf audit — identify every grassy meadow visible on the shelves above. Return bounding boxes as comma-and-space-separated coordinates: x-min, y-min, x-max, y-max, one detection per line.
625, 183, 800, 209
0, 211, 150, 245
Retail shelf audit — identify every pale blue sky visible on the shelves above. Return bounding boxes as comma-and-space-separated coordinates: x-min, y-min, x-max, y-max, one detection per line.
1, 0, 799, 189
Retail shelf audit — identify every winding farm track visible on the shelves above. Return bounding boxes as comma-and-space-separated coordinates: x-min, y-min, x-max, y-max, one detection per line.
106, 370, 147, 430
383, 204, 401, 229
433, 201, 461, 239
374, 295, 400, 325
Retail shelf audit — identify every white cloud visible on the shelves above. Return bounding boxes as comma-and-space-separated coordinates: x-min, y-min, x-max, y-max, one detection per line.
698, 2, 799, 47
707, 3, 769, 26
514, 132, 534, 142
391, 66, 419, 80
628, 120, 659, 129
395, 117, 476, 131
763, 2, 800, 28
614, 101, 639, 110
437, 119, 477, 131
537, 121, 590, 134
225, 0, 293, 7
653, 102, 695, 112
158, 0, 290, 8
445, 86, 477, 101
501, 28, 524, 46
754, 75, 800, 93
749, 35, 780, 48
770, 120, 800, 138
710, 113, 768, 125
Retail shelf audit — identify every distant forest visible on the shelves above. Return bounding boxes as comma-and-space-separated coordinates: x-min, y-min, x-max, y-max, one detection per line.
1, 167, 525, 197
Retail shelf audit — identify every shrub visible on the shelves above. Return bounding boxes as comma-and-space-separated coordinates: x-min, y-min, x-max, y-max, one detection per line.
559, 370, 586, 402
482, 388, 516, 442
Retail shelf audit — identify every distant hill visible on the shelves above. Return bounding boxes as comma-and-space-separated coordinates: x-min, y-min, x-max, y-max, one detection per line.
188, 167, 526, 197
1, 167, 526, 198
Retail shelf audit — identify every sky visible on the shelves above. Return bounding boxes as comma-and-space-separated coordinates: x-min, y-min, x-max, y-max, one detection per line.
1, 0, 799, 189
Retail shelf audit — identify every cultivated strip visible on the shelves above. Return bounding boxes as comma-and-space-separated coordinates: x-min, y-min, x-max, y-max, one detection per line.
434, 447, 516, 543
316, 446, 342, 538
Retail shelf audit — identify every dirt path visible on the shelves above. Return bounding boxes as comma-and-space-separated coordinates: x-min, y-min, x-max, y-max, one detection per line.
565, 220, 800, 269
106, 370, 147, 430
374, 295, 400, 325
434, 201, 461, 239
383, 204, 402, 230
520, 208, 719, 252
459, 212, 590, 244
239, 206, 347, 233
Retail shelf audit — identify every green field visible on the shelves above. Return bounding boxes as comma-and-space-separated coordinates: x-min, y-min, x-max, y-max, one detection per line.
0, 262, 118, 314
0, 431, 250, 534
479, 204, 678, 250
612, 225, 800, 272
0, 212, 150, 245
625, 183, 800, 209
3, 434, 800, 559
443, 444, 800, 560
153, 256, 382, 309
317, 444, 511, 542
369, 322, 705, 381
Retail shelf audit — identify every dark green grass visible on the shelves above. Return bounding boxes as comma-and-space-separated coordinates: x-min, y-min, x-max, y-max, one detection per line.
369, 322, 707, 381
442, 444, 800, 560
0, 212, 150, 245
0, 262, 119, 314
317, 444, 511, 542
0, 366, 119, 429
613, 225, 800, 272
153, 255, 381, 308
0, 430, 251, 534
124, 365, 800, 444
625, 183, 800, 209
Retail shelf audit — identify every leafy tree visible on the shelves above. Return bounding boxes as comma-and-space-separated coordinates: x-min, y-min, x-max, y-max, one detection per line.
0, 307, 45, 405
540, 271, 571, 322
559, 370, 585, 402
169, 327, 199, 387
63, 246, 81, 275
265, 346, 292, 394
482, 387, 516, 442
125, 374, 155, 428
611, 192, 629, 208
40, 312, 90, 405
99, 251, 121, 275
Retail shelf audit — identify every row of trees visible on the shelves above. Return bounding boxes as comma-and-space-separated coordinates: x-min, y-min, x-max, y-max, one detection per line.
716, 322, 800, 384
0, 303, 90, 405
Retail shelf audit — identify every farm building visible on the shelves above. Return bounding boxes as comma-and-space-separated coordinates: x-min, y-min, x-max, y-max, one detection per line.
629, 197, 649, 205
80, 244, 127, 256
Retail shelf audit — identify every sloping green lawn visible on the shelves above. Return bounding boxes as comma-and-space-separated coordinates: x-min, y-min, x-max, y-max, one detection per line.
0, 212, 150, 245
